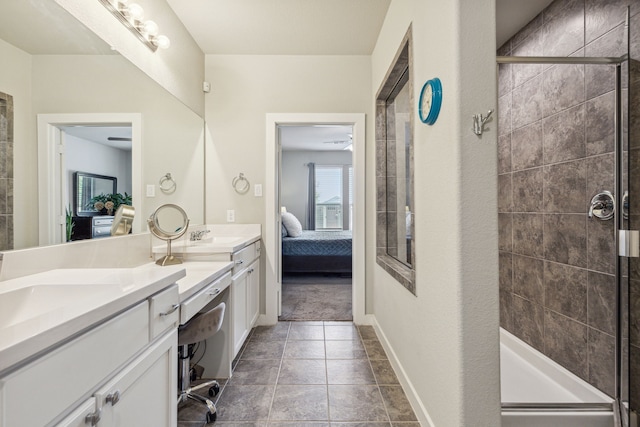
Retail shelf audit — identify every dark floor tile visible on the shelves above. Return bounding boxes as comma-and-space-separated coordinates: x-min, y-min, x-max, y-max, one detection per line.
284, 340, 326, 359
328, 385, 389, 422
251, 323, 290, 341
370, 359, 400, 385
216, 423, 267, 427
330, 424, 391, 427
326, 340, 367, 359
229, 359, 280, 385
269, 423, 328, 427
358, 326, 378, 341
325, 324, 360, 340
270, 385, 329, 421
327, 359, 376, 385
363, 340, 388, 360
215, 385, 274, 421
379, 386, 418, 422
278, 359, 327, 384
289, 324, 325, 340
241, 340, 286, 360
178, 422, 205, 427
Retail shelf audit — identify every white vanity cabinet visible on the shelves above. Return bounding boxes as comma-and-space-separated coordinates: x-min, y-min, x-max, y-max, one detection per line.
0, 284, 180, 427
230, 241, 261, 357
93, 330, 177, 427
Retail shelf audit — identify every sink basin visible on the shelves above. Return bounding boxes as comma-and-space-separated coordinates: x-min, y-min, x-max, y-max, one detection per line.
0, 284, 116, 328
193, 236, 242, 245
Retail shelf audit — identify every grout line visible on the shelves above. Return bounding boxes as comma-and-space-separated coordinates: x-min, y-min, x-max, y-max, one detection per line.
265, 322, 291, 423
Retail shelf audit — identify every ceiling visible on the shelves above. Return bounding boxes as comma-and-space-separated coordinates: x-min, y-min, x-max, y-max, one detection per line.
280, 126, 353, 152
495, 0, 555, 48
169, 0, 554, 56
167, 0, 392, 55
61, 126, 132, 151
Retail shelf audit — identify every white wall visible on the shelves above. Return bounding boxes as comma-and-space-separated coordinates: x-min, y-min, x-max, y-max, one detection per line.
369, 0, 500, 426
54, 0, 205, 116
0, 39, 34, 250
65, 134, 133, 208
204, 55, 371, 227
281, 150, 352, 227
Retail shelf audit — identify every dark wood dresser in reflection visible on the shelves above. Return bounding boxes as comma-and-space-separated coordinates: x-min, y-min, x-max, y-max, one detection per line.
71, 216, 114, 241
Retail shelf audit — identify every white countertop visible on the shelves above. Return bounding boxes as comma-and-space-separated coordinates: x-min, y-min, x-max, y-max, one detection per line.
152, 225, 261, 255
173, 261, 234, 301
0, 265, 186, 375
0, 226, 259, 376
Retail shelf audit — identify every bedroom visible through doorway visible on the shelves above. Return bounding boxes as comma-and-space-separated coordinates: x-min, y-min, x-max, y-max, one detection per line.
279, 124, 353, 321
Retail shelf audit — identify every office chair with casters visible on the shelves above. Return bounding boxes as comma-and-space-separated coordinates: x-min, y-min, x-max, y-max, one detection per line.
177, 302, 225, 424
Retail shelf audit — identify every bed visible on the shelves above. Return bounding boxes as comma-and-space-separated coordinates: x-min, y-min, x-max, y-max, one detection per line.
281, 230, 352, 274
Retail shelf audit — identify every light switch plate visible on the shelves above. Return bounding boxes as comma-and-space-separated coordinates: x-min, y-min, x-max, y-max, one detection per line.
254, 184, 263, 197
227, 209, 235, 222
146, 184, 155, 197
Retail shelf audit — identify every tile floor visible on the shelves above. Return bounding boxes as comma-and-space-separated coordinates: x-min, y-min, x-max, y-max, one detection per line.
178, 321, 419, 426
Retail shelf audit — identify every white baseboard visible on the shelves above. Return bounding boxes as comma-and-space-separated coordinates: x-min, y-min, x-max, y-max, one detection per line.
371, 316, 433, 427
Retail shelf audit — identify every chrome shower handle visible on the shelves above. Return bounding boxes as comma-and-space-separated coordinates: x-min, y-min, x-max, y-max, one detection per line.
588, 191, 615, 220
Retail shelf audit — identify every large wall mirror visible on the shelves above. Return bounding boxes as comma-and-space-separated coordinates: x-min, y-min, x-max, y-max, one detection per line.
375, 26, 415, 294
0, 0, 205, 250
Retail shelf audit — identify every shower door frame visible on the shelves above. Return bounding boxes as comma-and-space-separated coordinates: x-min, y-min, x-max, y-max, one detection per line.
496, 54, 630, 426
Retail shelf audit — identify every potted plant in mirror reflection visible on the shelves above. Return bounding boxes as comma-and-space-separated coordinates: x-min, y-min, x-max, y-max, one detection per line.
87, 192, 132, 216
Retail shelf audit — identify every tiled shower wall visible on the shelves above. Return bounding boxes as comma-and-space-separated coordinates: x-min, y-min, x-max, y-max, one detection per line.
498, 0, 640, 397
0, 92, 13, 251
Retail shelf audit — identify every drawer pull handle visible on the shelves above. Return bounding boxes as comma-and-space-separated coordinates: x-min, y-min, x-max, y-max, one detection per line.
160, 304, 179, 316
85, 409, 101, 425
105, 390, 121, 406
208, 288, 221, 297
235, 260, 244, 265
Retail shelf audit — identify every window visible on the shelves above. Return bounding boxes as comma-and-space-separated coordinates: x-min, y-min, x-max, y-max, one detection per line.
314, 165, 352, 231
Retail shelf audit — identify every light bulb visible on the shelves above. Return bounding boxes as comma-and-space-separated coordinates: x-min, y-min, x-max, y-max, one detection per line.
127, 3, 144, 21
143, 20, 159, 36
152, 35, 171, 49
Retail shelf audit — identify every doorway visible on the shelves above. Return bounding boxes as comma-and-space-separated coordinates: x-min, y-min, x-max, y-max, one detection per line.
264, 113, 366, 325
37, 113, 142, 246
279, 125, 354, 321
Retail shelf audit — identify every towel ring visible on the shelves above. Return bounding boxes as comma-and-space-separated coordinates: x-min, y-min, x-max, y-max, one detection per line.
232, 173, 250, 194
160, 173, 177, 194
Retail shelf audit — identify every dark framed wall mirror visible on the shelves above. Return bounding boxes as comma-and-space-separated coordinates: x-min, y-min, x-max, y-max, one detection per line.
73, 172, 117, 216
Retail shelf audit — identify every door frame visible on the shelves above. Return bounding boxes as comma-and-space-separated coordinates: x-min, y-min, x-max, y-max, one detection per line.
263, 113, 366, 324
37, 113, 142, 246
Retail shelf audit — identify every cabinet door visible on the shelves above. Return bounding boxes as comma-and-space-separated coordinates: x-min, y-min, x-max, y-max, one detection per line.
95, 330, 177, 427
232, 270, 248, 357
54, 398, 97, 427
247, 259, 259, 328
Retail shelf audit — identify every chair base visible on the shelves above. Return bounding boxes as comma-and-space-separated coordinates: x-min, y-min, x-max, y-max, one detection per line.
178, 378, 221, 424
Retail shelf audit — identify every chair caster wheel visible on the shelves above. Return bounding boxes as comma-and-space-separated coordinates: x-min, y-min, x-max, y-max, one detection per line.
208, 383, 221, 397
206, 410, 217, 424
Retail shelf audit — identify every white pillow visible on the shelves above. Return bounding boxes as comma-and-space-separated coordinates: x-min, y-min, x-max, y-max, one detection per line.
281, 212, 302, 237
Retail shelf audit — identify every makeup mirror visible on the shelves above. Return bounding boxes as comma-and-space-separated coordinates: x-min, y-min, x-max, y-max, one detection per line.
148, 204, 189, 266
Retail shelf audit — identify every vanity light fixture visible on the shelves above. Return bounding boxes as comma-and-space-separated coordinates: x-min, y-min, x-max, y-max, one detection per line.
98, 0, 170, 51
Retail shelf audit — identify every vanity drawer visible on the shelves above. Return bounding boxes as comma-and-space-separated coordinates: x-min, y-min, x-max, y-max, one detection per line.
0, 301, 149, 427
149, 284, 179, 340
180, 271, 232, 324
232, 242, 258, 275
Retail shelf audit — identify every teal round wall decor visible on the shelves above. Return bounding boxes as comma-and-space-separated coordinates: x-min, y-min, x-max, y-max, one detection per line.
418, 77, 442, 125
